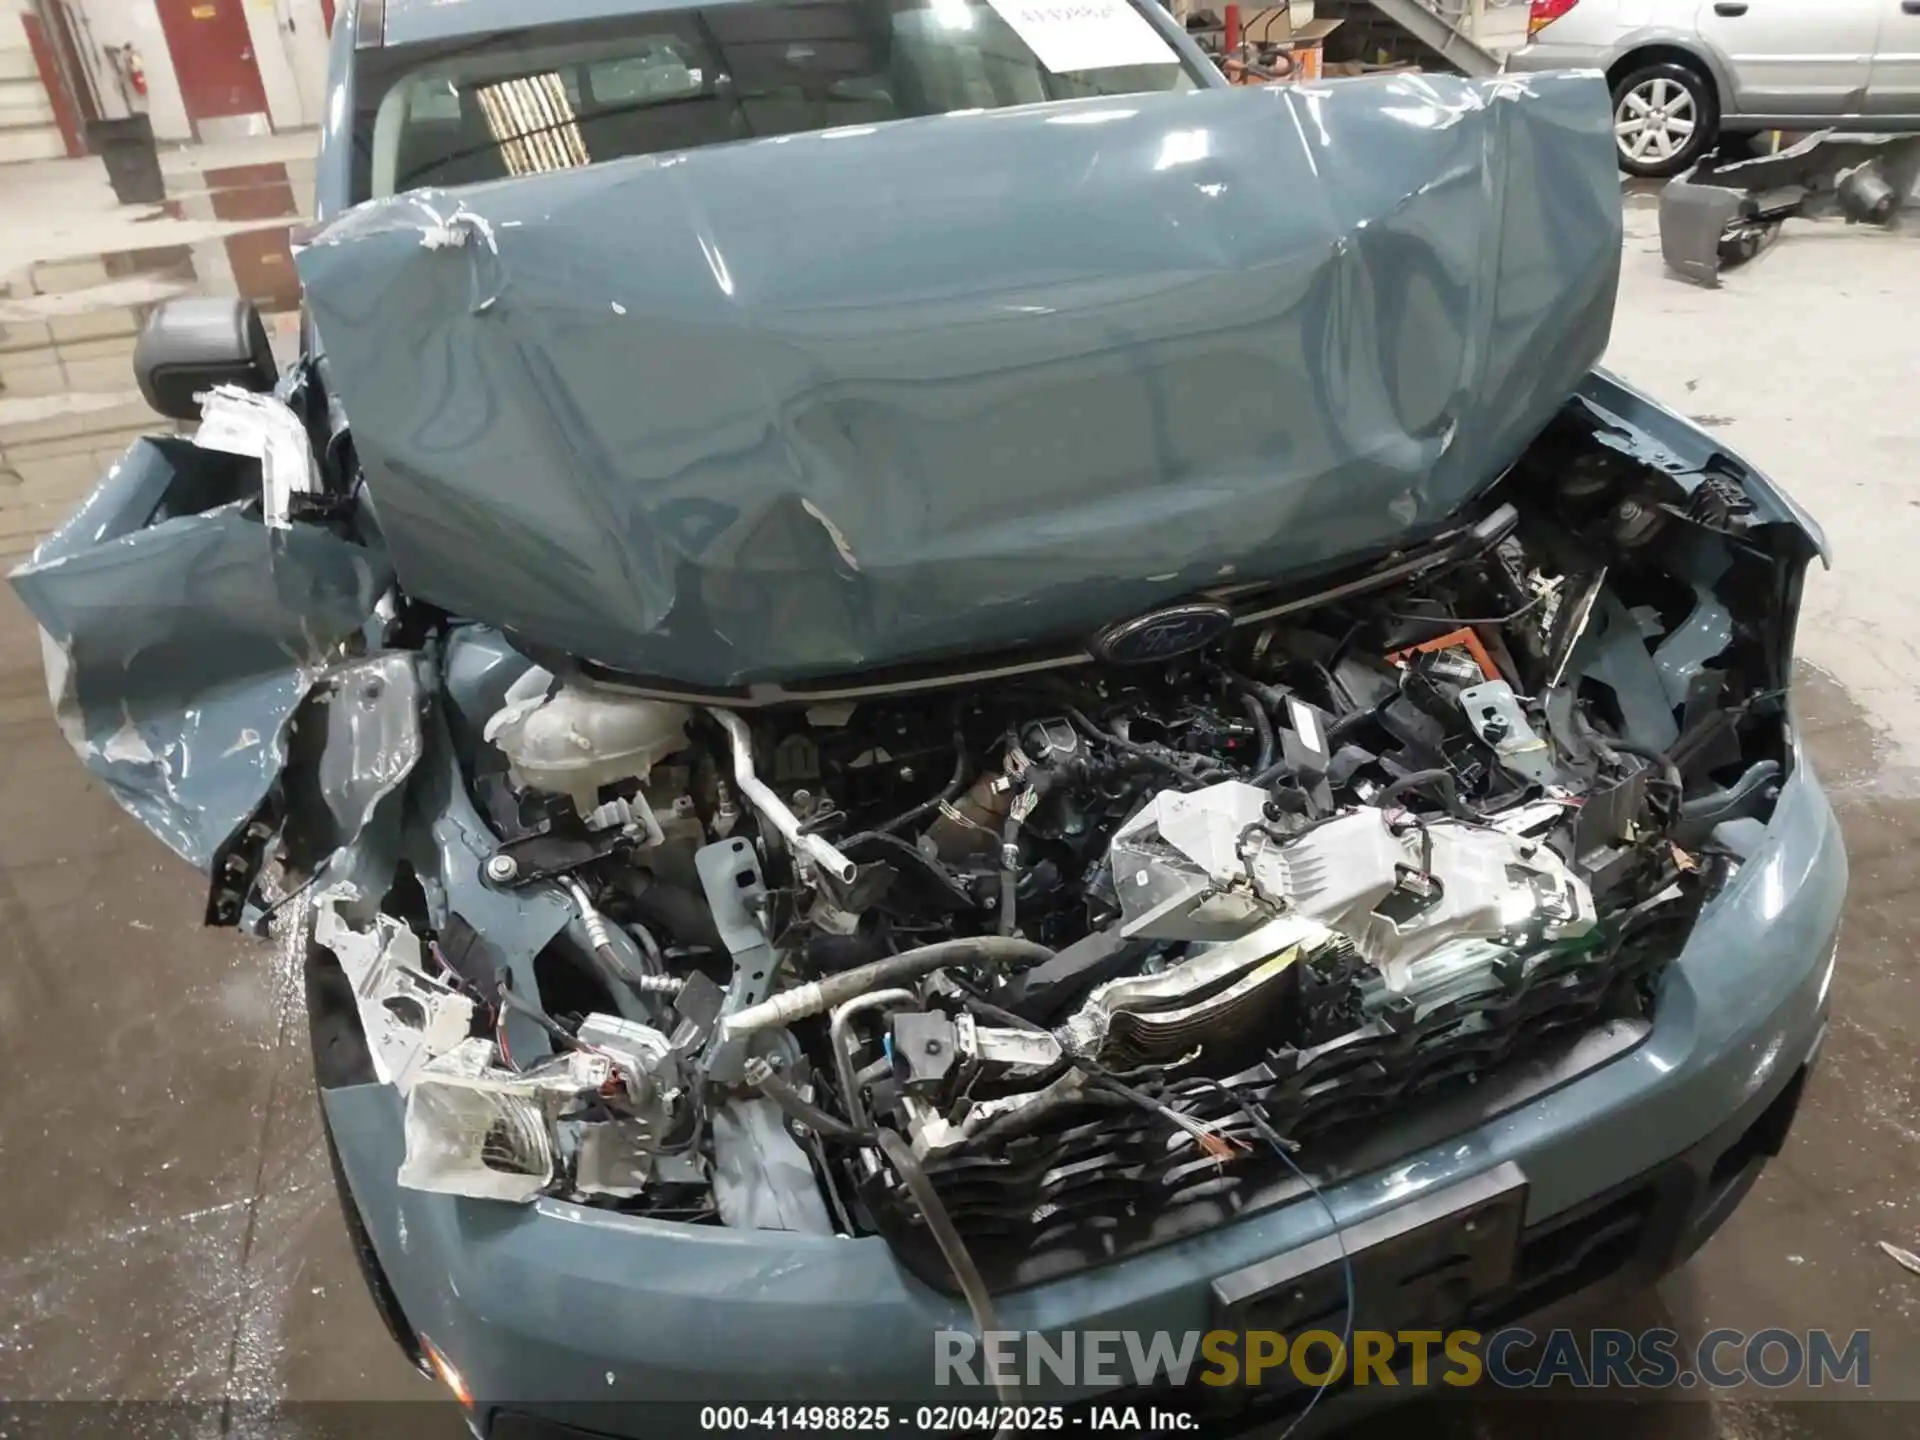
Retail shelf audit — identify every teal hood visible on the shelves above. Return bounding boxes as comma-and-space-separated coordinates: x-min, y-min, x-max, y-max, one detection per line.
296, 71, 1622, 689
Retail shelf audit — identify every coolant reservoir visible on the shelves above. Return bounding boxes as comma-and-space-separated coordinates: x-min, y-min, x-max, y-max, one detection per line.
483, 668, 690, 812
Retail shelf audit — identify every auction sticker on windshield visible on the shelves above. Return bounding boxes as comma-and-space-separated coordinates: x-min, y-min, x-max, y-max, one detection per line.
983, 0, 1179, 71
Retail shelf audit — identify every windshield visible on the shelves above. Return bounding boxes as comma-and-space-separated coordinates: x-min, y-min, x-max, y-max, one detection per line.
351, 0, 1199, 202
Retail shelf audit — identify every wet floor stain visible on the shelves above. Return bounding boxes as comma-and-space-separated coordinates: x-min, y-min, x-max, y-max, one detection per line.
0, 160, 307, 558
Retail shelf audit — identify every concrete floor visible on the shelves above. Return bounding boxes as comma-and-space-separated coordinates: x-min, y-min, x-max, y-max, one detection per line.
0, 139, 1917, 1435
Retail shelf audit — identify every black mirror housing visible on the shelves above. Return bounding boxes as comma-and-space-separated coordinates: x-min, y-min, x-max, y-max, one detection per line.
134, 297, 279, 421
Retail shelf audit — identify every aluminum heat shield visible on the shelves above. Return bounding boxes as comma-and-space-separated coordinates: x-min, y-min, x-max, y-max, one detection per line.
1058, 913, 1333, 1065
1108, 783, 1598, 990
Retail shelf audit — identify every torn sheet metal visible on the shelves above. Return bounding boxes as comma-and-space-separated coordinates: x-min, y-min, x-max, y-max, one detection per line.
8, 438, 391, 870
297, 72, 1621, 688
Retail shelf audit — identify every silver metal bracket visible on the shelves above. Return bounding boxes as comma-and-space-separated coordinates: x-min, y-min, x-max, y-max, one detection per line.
696, 837, 778, 1084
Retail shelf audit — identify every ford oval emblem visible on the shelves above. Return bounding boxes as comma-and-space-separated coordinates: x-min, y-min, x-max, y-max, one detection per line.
1090, 603, 1235, 665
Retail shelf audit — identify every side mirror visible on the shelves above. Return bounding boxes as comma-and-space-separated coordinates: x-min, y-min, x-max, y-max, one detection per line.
134, 297, 279, 421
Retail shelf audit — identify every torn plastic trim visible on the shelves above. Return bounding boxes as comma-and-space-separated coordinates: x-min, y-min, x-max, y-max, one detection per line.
1658, 131, 1920, 288
399, 1039, 612, 1203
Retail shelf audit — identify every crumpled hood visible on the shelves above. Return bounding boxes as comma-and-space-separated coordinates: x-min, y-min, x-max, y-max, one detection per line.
297, 71, 1620, 689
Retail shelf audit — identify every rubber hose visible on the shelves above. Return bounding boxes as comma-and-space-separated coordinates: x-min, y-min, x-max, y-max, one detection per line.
625, 918, 666, 975
620, 874, 724, 952
1065, 706, 1229, 787
1240, 691, 1276, 774
756, 1070, 868, 1142
844, 728, 972, 846
1221, 666, 1290, 714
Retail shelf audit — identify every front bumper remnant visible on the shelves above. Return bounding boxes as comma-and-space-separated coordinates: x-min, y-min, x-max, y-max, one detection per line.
1659, 131, 1920, 285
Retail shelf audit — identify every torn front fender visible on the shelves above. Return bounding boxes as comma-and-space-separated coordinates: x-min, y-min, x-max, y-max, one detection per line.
298, 71, 1623, 689
8, 436, 392, 872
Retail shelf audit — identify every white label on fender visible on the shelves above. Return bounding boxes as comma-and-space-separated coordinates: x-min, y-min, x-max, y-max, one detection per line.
984, 0, 1179, 72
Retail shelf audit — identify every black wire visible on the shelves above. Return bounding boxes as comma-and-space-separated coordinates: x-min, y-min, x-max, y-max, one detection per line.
951, 982, 1048, 1034
1388, 592, 1547, 628
946, 983, 1239, 1153
1192, 1079, 1355, 1440
496, 982, 587, 1052
251, 865, 323, 931
625, 919, 666, 975
1376, 767, 1472, 820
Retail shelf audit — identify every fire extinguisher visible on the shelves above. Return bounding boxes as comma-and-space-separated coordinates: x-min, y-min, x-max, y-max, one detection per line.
105, 43, 148, 110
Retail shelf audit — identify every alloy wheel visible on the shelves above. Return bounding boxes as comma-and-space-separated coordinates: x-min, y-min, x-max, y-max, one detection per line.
1615, 76, 1698, 166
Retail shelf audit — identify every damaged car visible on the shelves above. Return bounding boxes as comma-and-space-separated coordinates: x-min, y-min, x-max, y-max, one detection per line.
12, 0, 1846, 1432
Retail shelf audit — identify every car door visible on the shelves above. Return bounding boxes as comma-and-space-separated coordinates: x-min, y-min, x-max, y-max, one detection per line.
1865, 0, 1920, 113
1692, 0, 1879, 116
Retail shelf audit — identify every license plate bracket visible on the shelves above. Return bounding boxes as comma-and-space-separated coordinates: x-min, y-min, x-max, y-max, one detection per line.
1210, 1161, 1527, 1334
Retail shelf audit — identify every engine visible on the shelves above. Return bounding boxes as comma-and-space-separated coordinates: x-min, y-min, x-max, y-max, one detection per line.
314, 432, 1802, 1290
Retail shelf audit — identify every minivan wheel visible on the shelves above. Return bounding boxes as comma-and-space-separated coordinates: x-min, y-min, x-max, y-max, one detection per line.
1611, 61, 1716, 178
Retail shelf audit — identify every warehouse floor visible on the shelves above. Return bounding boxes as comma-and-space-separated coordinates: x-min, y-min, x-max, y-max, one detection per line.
0, 142, 1916, 1436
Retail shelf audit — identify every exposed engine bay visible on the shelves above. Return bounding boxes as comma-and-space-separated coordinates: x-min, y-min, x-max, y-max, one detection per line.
271, 392, 1813, 1293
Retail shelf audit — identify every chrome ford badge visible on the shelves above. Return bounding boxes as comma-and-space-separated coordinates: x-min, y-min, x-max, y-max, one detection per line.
1090, 603, 1235, 665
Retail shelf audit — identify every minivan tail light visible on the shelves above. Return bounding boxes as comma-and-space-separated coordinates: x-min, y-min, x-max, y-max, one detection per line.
1528, 0, 1580, 33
